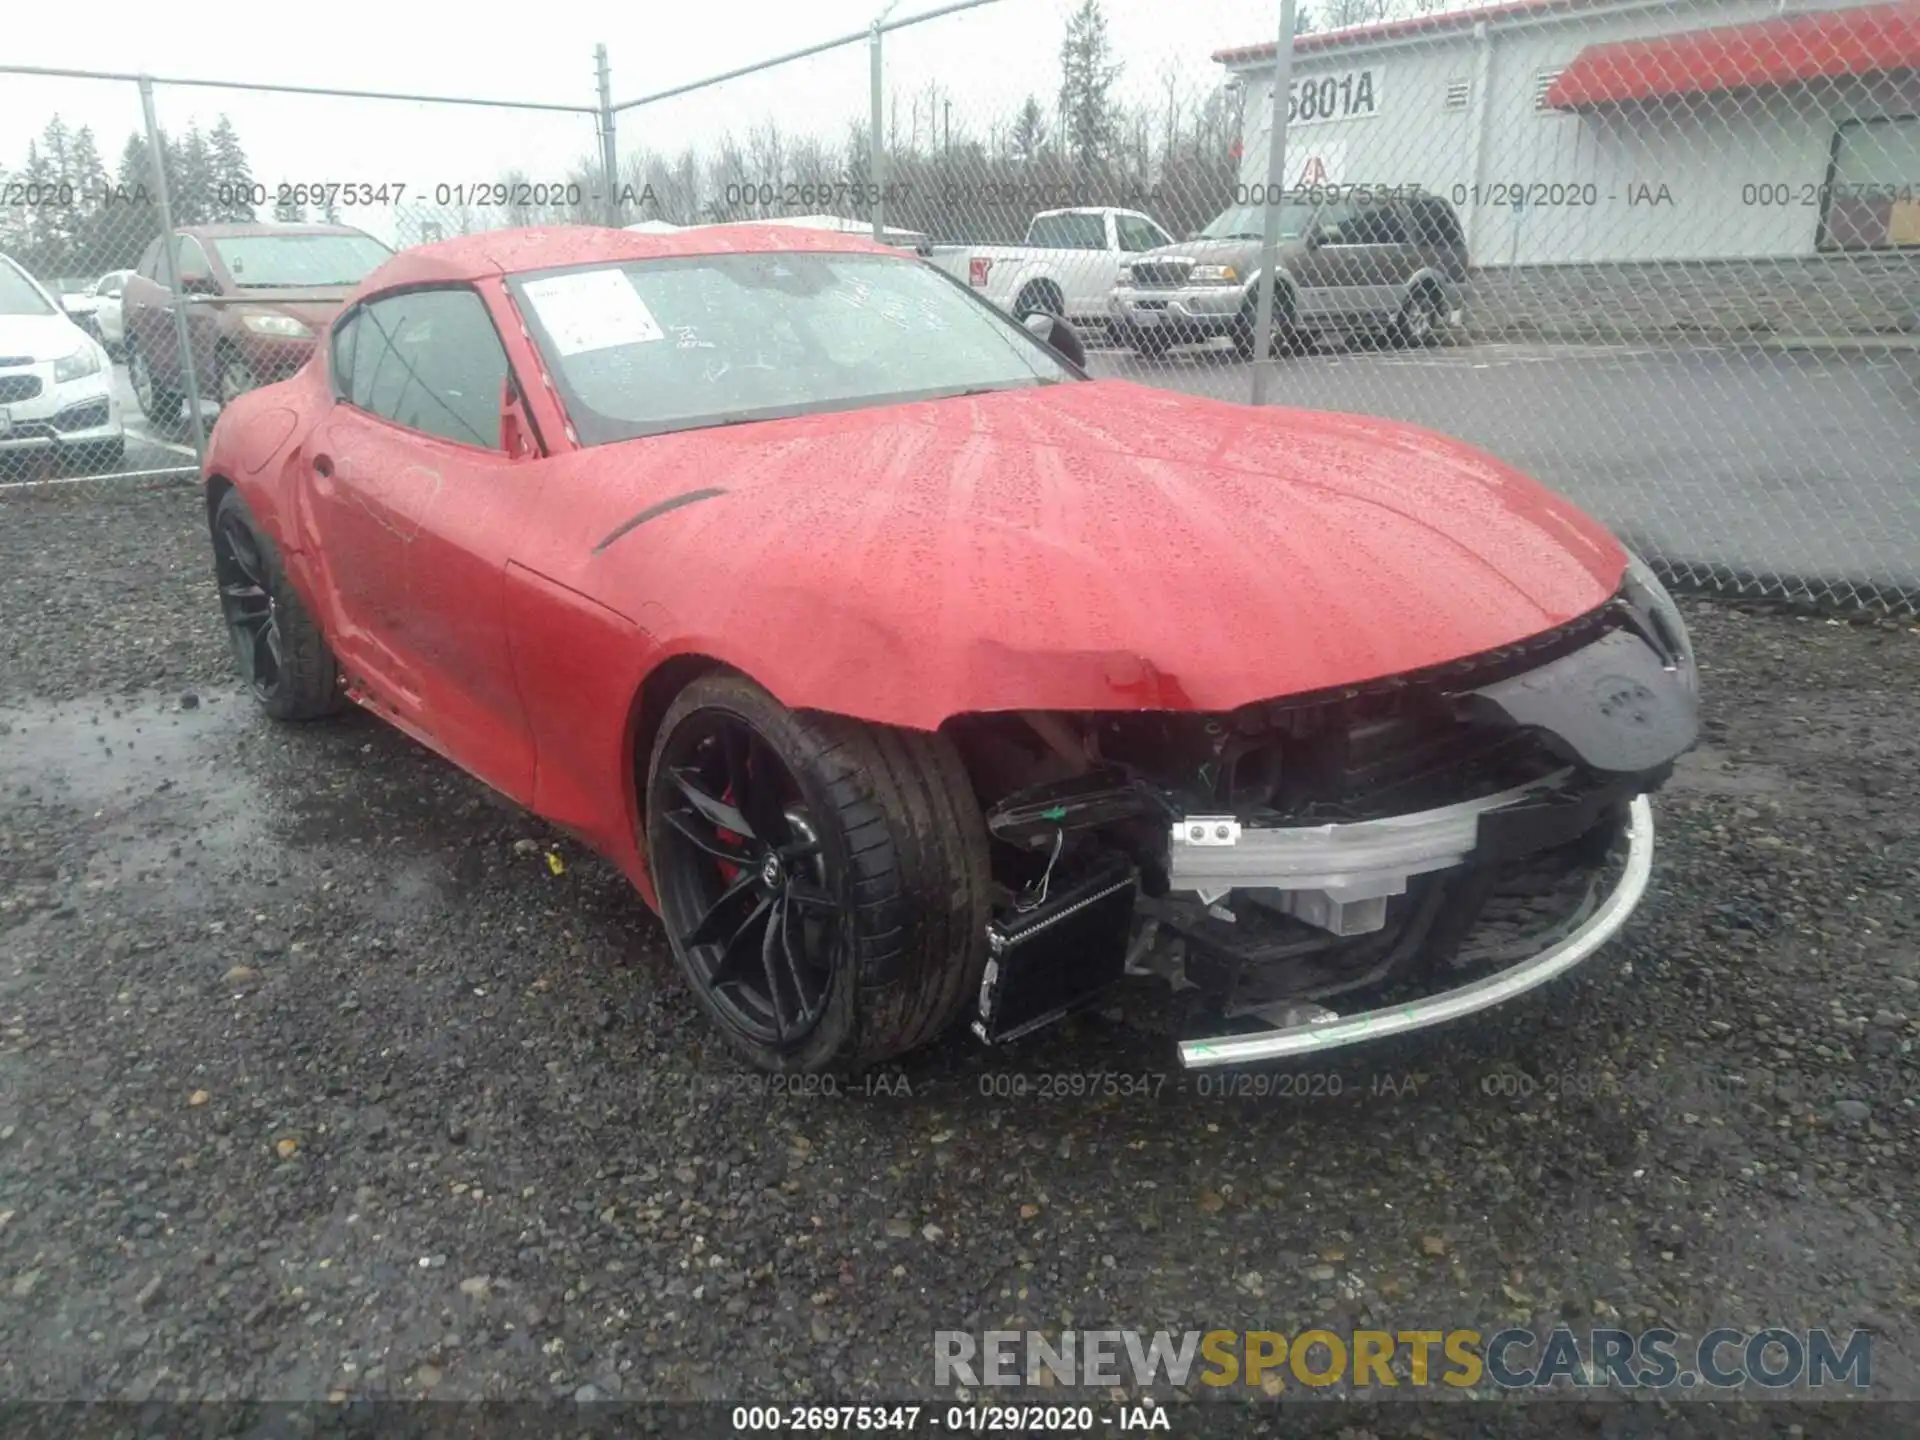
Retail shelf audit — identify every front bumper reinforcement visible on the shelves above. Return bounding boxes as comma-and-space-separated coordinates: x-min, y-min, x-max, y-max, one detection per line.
1175, 794, 1654, 1068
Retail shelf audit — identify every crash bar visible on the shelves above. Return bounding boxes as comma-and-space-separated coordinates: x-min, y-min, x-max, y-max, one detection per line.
1176, 795, 1655, 1068
609, 0, 1004, 112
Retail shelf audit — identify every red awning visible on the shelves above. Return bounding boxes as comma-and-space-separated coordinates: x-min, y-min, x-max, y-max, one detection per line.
1544, 1, 1920, 110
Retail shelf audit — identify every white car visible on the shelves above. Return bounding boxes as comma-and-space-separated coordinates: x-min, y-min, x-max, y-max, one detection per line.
923, 207, 1176, 331
82, 269, 134, 355
0, 255, 125, 475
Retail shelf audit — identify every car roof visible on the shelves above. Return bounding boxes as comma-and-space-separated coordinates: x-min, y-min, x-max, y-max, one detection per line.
351, 223, 899, 296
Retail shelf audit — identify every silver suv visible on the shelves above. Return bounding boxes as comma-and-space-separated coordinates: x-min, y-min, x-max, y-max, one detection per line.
1110, 189, 1469, 358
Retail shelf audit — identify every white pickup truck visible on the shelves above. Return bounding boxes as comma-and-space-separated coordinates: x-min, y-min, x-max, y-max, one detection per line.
923, 207, 1177, 332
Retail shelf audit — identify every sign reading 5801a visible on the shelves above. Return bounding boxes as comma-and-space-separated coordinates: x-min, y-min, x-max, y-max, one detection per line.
1285, 68, 1381, 126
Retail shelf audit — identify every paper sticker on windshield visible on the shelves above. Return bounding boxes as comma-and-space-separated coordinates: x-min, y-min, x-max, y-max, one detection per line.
522, 269, 664, 355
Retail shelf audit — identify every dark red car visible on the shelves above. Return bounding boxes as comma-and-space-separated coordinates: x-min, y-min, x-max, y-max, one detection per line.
123, 222, 393, 420
200, 225, 1699, 1074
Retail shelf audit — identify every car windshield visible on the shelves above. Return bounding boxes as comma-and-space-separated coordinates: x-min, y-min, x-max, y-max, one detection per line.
208, 233, 393, 288
0, 262, 56, 316
511, 251, 1077, 444
1197, 202, 1317, 242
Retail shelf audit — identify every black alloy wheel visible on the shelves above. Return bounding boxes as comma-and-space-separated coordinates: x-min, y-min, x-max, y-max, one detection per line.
213, 503, 284, 703
652, 709, 847, 1051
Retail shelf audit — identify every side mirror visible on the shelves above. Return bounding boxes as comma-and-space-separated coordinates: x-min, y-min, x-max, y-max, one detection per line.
1023, 312, 1087, 369
1304, 230, 1325, 251
500, 378, 536, 460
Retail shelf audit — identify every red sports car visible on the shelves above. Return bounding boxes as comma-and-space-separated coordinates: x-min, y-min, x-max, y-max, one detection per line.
201, 225, 1699, 1073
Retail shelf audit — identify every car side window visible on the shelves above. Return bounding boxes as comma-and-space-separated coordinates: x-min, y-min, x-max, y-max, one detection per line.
348, 287, 510, 451
1409, 198, 1464, 250
1028, 214, 1106, 250
1312, 200, 1358, 244
1348, 202, 1408, 245
330, 309, 360, 399
172, 236, 213, 281
136, 239, 162, 281
1115, 216, 1167, 252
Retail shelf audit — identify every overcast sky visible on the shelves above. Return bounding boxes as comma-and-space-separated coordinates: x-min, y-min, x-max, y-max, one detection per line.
6, 0, 1296, 241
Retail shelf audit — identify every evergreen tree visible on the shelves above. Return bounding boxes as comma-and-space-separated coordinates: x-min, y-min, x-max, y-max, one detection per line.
1057, 1, 1121, 173
1010, 96, 1049, 163
207, 117, 255, 221
170, 126, 215, 225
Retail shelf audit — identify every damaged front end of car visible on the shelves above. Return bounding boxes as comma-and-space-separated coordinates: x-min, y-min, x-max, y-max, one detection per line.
946, 559, 1698, 1068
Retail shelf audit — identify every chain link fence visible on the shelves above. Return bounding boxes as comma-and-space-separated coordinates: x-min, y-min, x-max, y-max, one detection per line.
0, 64, 609, 495
4, 0, 1916, 611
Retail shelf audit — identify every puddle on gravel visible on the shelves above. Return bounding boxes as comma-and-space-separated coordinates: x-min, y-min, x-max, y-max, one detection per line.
0, 691, 278, 906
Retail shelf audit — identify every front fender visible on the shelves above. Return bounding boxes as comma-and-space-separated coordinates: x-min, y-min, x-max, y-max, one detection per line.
1240, 269, 1300, 317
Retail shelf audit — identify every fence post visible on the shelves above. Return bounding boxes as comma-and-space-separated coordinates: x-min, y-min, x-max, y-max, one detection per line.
596, 44, 620, 227
137, 76, 208, 462
1249, 0, 1298, 408
870, 21, 886, 241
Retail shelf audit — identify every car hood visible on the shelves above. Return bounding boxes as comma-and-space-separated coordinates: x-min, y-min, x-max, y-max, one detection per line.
1128, 236, 1299, 268
528, 380, 1625, 729
0, 311, 91, 361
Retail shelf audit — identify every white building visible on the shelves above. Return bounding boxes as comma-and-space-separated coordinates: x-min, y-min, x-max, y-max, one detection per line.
1216, 0, 1920, 267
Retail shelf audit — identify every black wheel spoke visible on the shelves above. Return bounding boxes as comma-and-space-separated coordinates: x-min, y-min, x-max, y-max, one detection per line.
663, 806, 752, 865
759, 904, 795, 1039
221, 521, 266, 588
654, 709, 845, 1052
671, 765, 754, 839
712, 893, 774, 991
784, 877, 840, 913
734, 732, 790, 847
682, 869, 759, 949
779, 886, 829, 1026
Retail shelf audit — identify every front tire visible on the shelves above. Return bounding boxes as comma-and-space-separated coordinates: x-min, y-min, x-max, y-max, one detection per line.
217, 348, 259, 406
210, 488, 346, 721
646, 673, 991, 1073
1232, 292, 1303, 360
128, 338, 182, 424
1389, 284, 1447, 348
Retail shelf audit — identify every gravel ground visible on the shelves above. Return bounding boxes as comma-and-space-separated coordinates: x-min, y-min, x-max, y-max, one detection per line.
0, 482, 1916, 1431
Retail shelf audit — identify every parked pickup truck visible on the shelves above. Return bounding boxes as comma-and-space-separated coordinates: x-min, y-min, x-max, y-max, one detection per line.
923, 207, 1177, 330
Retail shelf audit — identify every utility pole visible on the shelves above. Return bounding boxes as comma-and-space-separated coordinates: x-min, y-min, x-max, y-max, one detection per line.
595, 44, 620, 227
1249, 0, 1298, 408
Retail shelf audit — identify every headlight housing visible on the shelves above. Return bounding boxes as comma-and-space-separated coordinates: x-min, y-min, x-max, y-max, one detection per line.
52, 343, 103, 383
241, 312, 312, 338
1189, 264, 1240, 285
1621, 549, 1697, 695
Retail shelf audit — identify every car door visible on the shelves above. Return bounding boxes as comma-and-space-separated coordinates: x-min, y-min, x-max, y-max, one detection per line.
1340, 196, 1417, 324
305, 284, 545, 800
123, 239, 166, 366
1043, 212, 1108, 319
1299, 197, 1401, 322
172, 236, 225, 382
